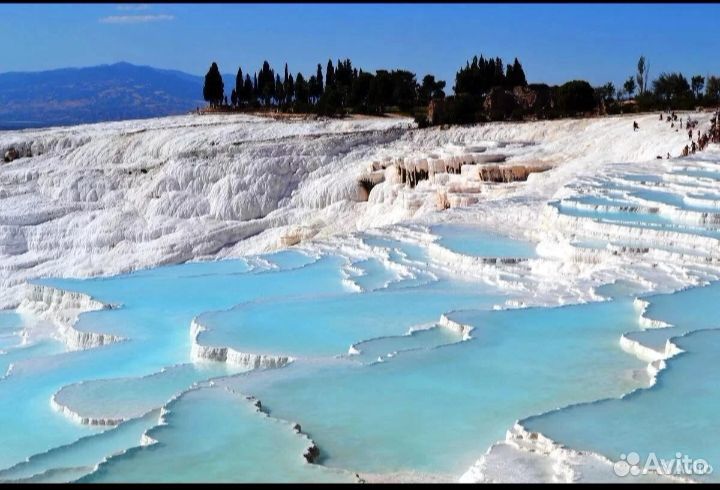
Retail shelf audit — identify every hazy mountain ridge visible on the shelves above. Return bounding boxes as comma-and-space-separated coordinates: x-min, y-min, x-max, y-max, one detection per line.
0, 62, 210, 129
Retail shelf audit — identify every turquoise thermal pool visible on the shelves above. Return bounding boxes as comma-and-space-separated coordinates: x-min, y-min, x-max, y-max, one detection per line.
0, 220, 717, 482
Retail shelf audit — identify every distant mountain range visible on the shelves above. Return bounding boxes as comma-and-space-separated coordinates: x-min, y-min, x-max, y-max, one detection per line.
0, 62, 235, 129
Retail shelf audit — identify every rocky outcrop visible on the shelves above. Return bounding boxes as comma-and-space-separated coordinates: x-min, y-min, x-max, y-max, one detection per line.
475, 164, 552, 183
279, 233, 302, 247
278, 226, 318, 247
512, 86, 539, 111
357, 171, 386, 201
484, 88, 519, 121
303, 443, 320, 463
436, 191, 451, 211
484, 86, 558, 121
474, 154, 507, 164
428, 84, 556, 125
3, 147, 19, 163
428, 98, 445, 126
359, 152, 545, 212
427, 84, 556, 126
359, 151, 505, 195
516, 84, 554, 115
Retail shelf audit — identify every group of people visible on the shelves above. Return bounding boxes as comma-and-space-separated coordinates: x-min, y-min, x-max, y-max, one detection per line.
710, 112, 720, 144
680, 111, 720, 157
657, 110, 720, 158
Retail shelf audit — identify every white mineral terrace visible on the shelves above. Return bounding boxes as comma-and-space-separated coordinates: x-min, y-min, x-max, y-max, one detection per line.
0, 112, 713, 309
1, 110, 719, 483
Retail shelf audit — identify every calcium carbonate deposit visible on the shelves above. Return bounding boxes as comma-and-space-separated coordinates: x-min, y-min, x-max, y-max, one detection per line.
0, 111, 719, 482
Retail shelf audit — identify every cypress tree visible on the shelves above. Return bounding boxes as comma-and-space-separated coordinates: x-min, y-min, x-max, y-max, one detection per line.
326, 59, 335, 89
243, 74, 253, 106
494, 57, 505, 87
351, 70, 374, 112
512, 58, 527, 86
285, 73, 294, 105
487, 58, 496, 89
283, 63, 293, 105
258, 61, 275, 106
203, 62, 224, 107
295, 72, 308, 106
316, 63, 324, 94
505, 64, 515, 88
308, 75, 318, 103
479, 55, 487, 93
235, 67, 243, 104
275, 74, 284, 107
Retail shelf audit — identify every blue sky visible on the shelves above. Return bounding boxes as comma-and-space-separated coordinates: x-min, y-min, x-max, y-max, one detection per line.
2, 3, 719, 91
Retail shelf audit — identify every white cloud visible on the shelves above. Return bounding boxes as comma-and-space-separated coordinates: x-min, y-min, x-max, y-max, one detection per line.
116, 4, 150, 10
99, 14, 175, 24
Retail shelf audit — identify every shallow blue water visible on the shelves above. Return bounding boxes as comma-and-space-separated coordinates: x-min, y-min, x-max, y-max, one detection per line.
0, 224, 716, 482
508, 154, 720, 481
672, 168, 720, 181
555, 201, 720, 240
82, 386, 353, 483
555, 201, 671, 227
0, 411, 161, 483
565, 195, 644, 209
0, 251, 348, 471
522, 283, 720, 481
431, 224, 537, 258
361, 234, 429, 264
0, 235, 511, 481
197, 279, 502, 358
0, 312, 23, 353
629, 188, 720, 214
350, 324, 462, 364
594, 280, 645, 300
219, 299, 646, 476
347, 257, 403, 291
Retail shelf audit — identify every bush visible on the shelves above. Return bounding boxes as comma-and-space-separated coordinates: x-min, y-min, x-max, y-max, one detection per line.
556, 80, 596, 116
510, 107, 526, 121
316, 89, 343, 117
606, 102, 622, 115
635, 92, 659, 112
673, 94, 695, 111
438, 94, 482, 125
414, 114, 430, 128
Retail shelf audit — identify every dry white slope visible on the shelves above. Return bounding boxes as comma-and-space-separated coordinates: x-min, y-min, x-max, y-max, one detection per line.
0, 112, 711, 309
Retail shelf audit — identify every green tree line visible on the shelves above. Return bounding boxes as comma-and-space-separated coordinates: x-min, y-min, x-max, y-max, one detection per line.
203, 58, 445, 117
588, 55, 720, 115
203, 54, 720, 124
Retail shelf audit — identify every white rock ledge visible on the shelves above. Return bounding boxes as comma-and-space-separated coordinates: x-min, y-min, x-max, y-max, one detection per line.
17, 283, 123, 350
438, 314, 474, 341
460, 422, 691, 483
50, 393, 127, 427
190, 318, 293, 370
